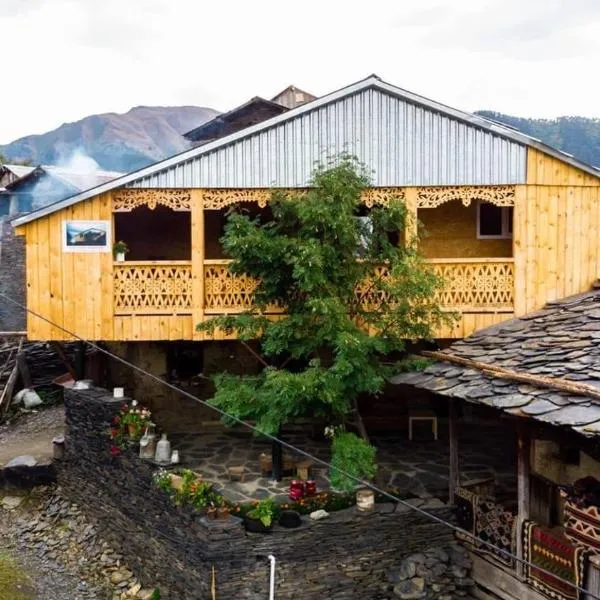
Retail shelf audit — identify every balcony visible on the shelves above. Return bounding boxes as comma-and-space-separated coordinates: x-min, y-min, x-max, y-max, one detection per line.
113, 258, 514, 320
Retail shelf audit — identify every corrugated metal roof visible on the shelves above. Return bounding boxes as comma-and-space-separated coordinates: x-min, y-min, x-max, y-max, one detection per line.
392, 289, 600, 437
132, 87, 526, 189
13, 74, 600, 227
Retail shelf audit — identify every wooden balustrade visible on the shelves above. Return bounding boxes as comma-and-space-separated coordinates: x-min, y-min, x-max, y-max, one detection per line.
113, 261, 193, 315
203, 258, 514, 313
114, 258, 514, 317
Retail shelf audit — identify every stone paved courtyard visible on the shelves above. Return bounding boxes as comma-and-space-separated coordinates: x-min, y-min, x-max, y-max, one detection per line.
170, 419, 517, 504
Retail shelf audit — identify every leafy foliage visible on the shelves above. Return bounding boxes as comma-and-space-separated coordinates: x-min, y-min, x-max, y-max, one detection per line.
197, 156, 451, 477
246, 498, 276, 527
329, 431, 378, 491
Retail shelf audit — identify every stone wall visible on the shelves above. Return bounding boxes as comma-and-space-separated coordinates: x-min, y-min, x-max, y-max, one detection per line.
0, 217, 26, 331
59, 386, 455, 600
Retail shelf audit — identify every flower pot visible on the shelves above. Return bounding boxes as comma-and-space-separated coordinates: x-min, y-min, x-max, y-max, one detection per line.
116, 252, 125, 262
206, 507, 218, 520
217, 506, 230, 520
127, 423, 138, 438
243, 516, 271, 534
356, 488, 375, 512
279, 510, 302, 529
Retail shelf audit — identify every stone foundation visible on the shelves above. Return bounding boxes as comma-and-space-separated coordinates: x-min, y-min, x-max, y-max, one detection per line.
58, 386, 455, 599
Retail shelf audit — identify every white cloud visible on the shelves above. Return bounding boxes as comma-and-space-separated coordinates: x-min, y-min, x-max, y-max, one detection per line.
1, 0, 600, 144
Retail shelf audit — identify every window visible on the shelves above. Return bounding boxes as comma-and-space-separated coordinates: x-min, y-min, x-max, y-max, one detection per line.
477, 202, 513, 239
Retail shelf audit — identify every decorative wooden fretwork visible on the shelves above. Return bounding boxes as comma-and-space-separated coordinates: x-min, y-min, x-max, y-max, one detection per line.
430, 260, 514, 309
201, 189, 273, 210
354, 265, 393, 310
416, 185, 516, 208
204, 263, 259, 312
361, 188, 406, 208
203, 259, 514, 314
114, 263, 193, 314
200, 188, 406, 210
113, 189, 192, 212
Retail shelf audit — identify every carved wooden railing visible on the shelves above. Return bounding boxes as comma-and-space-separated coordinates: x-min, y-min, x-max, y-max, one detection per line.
204, 259, 264, 314
429, 258, 514, 310
203, 258, 514, 314
114, 261, 193, 315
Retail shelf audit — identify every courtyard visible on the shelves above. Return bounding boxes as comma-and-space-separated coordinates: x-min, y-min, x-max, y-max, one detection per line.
170, 417, 517, 504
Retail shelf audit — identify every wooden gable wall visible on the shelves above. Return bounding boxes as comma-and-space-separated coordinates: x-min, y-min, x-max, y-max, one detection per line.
513, 149, 600, 316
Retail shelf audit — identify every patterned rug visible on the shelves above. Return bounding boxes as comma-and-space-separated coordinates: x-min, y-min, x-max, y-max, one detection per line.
564, 501, 600, 554
523, 520, 588, 600
454, 487, 516, 567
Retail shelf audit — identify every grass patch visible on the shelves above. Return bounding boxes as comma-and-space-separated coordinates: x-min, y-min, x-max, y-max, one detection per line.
0, 553, 34, 600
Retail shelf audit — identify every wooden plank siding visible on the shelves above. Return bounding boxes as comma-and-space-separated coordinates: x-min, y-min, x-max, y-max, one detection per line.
512, 149, 600, 316
13, 152, 600, 340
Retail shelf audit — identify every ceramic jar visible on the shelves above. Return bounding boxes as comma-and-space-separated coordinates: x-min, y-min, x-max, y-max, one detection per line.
154, 433, 171, 464
356, 488, 375, 511
139, 425, 157, 460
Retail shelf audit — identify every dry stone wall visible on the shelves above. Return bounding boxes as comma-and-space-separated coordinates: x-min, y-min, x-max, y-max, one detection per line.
58, 386, 455, 599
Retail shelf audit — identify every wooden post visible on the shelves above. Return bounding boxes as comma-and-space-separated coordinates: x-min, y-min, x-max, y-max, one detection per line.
516, 425, 531, 579
403, 188, 418, 246
191, 190, 205, 340
272, 429, 283, 482
448, 398, 460, 505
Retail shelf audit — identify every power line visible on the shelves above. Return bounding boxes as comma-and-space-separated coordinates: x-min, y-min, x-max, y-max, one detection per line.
0, 290, 596, 599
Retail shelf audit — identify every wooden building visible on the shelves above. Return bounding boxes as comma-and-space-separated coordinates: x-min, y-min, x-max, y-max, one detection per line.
11, 74, 600, 345
394, 290, 600, 600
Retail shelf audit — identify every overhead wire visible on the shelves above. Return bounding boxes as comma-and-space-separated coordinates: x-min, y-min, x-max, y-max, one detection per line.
0, 290, 596, 599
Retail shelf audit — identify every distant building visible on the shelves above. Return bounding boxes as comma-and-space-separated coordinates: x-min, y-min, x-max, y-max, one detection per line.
0, 165, 123, 216
183, 84, 317, 147
0, 164, 35, 188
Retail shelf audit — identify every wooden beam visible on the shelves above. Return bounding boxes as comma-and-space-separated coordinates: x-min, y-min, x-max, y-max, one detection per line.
0, 338, 22, 420
422, 350, 600, 402
516, 426, 531, 579
50, 342, 78, 380
448, 398, 459, 505
16, 352, 32, 389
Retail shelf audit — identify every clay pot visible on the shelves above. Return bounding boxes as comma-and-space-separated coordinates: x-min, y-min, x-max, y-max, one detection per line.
243, 516, 271, 534
217, 506, 230, 520
279, 510, 302, 529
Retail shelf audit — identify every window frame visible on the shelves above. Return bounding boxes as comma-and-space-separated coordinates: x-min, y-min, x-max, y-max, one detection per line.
476, 201, 513, 240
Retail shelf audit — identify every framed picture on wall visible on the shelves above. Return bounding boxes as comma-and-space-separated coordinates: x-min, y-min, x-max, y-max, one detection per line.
62, 220, 111, 253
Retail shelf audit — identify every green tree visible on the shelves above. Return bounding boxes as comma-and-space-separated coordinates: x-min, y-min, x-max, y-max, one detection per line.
198, 156, 451, 486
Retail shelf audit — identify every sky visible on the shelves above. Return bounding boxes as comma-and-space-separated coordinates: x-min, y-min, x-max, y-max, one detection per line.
2, 0, 600, 143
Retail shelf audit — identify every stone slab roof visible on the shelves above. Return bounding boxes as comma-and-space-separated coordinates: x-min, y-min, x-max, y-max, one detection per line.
392, 289, 600, 437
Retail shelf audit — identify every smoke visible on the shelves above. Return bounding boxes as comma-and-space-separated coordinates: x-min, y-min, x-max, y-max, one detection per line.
29, 148, 102, 210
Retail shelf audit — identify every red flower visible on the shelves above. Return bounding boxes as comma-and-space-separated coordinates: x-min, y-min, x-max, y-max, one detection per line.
113, 415, 120, 424
110, 428, 117, 438
110, 444, 120, 457
120, 405, 127, 413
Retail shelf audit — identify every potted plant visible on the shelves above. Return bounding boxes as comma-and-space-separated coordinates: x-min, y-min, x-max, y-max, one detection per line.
113, 240, 129, 262
119, 400, 152, 440
327, 428, 377, 510
244, 498, 275, 533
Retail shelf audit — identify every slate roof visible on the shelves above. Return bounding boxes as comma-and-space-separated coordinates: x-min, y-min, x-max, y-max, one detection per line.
392, 288, 600, 437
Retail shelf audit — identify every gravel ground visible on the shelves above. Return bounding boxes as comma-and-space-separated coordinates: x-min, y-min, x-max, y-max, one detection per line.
0, 488, 109, 600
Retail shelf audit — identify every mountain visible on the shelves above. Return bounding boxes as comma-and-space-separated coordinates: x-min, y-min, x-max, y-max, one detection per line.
0, 106, 219, 173
476, 111, 600, 168
3, 104, 600, 176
